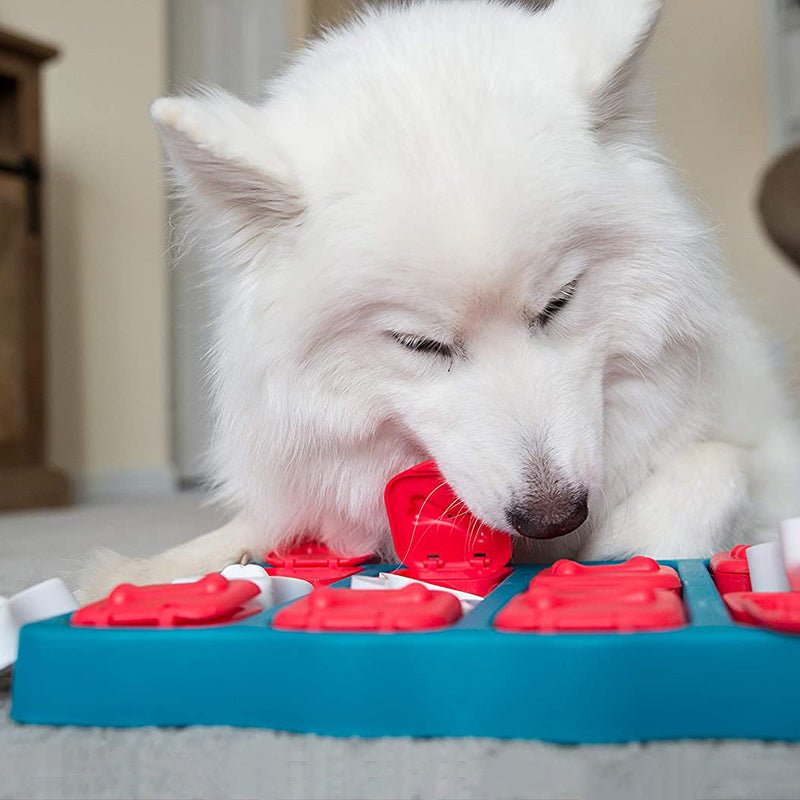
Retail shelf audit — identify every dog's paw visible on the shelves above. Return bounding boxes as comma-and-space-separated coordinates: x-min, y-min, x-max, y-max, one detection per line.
583, 442, 750, 560
76, 548, 154, 603
77, 534, 258, 603
76, 547, 232, 603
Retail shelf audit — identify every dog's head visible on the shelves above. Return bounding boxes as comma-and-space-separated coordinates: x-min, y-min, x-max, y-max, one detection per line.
154, 0, 717, 541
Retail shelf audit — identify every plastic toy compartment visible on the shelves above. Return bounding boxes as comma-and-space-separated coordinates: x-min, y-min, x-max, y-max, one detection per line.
14, 559, 800, 741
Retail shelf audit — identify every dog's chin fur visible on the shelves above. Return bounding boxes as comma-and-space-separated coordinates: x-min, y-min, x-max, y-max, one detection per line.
81, 0, 800, 600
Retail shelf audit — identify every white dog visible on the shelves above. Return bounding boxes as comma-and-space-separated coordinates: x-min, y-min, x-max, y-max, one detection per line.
83, 0, 800, 598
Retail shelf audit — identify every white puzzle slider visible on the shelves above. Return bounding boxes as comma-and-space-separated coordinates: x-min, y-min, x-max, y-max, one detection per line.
780, 517, 800, 591
0, 578, 78, 670
350, 571, 483, 612
746, 542, 791, 592
745, 517, 800, 592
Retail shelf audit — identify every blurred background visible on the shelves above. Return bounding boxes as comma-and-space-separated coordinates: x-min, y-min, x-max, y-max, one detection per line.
0, 0, 799, 514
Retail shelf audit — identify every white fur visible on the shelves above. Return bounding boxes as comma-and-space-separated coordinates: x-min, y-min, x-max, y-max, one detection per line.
82, 0, 800, 599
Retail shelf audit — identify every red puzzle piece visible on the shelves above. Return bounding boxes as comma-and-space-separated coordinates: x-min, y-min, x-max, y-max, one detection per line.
272, 584, 463, 632
495, 586, 686, 633
724, 591, 800, 633
530, 556, 681, 594
709, 545, 752, 595
723, 591, 755, 625
71, 573, 260, 628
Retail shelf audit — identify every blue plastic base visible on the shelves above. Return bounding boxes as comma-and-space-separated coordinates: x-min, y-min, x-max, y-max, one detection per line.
11, 560, 800, 742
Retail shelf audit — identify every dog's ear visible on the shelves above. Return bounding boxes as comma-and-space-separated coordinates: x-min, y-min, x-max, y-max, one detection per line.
547, 0, 663, 129
151, 91, 303, 232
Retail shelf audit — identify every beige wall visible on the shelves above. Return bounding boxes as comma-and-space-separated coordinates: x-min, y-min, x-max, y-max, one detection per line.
0, 0, 170, 494
647, 0, 800, 399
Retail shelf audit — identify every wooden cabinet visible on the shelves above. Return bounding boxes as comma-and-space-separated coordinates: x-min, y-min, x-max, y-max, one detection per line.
0, 28, 69, 510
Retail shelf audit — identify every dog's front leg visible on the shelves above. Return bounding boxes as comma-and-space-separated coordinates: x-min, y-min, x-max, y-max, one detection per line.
78, 514, 267, 602
580, 441, 750, 560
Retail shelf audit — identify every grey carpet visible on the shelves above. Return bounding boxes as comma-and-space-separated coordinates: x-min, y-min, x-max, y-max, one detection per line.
1, 495, 800, 800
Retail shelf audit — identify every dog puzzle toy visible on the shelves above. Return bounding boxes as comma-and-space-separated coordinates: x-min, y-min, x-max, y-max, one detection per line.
9, 464, 800, 742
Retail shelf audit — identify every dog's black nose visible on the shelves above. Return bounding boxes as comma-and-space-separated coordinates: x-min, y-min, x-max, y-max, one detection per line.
506, 490, 589, 540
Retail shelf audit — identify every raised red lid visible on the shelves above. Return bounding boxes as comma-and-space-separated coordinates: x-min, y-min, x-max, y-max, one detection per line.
271, 584, 463, 632
264, 540, 372, 586
531, 556, 681, 593
71, 573, 260, 628
724, 591, 800, 633
265, 540, 373, 568
495, 586, 686, 633
384, 461, 512, 591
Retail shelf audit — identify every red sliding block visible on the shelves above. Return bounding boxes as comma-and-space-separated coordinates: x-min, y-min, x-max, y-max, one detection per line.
272, 584, 462, 632
724, 591, 800, 634
71, 573, 260, 628
495, 586, 686, 633
530, 556, 681, 594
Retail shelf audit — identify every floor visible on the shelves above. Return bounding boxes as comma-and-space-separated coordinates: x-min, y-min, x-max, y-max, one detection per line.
2, 495, 800, 800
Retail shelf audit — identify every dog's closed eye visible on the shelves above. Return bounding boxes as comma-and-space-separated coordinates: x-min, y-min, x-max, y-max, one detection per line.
535, 279, 579, 327
392, 332, 454, 358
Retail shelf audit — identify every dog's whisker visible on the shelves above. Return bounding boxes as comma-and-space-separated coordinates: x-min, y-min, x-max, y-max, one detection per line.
390, 480, 449, 575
